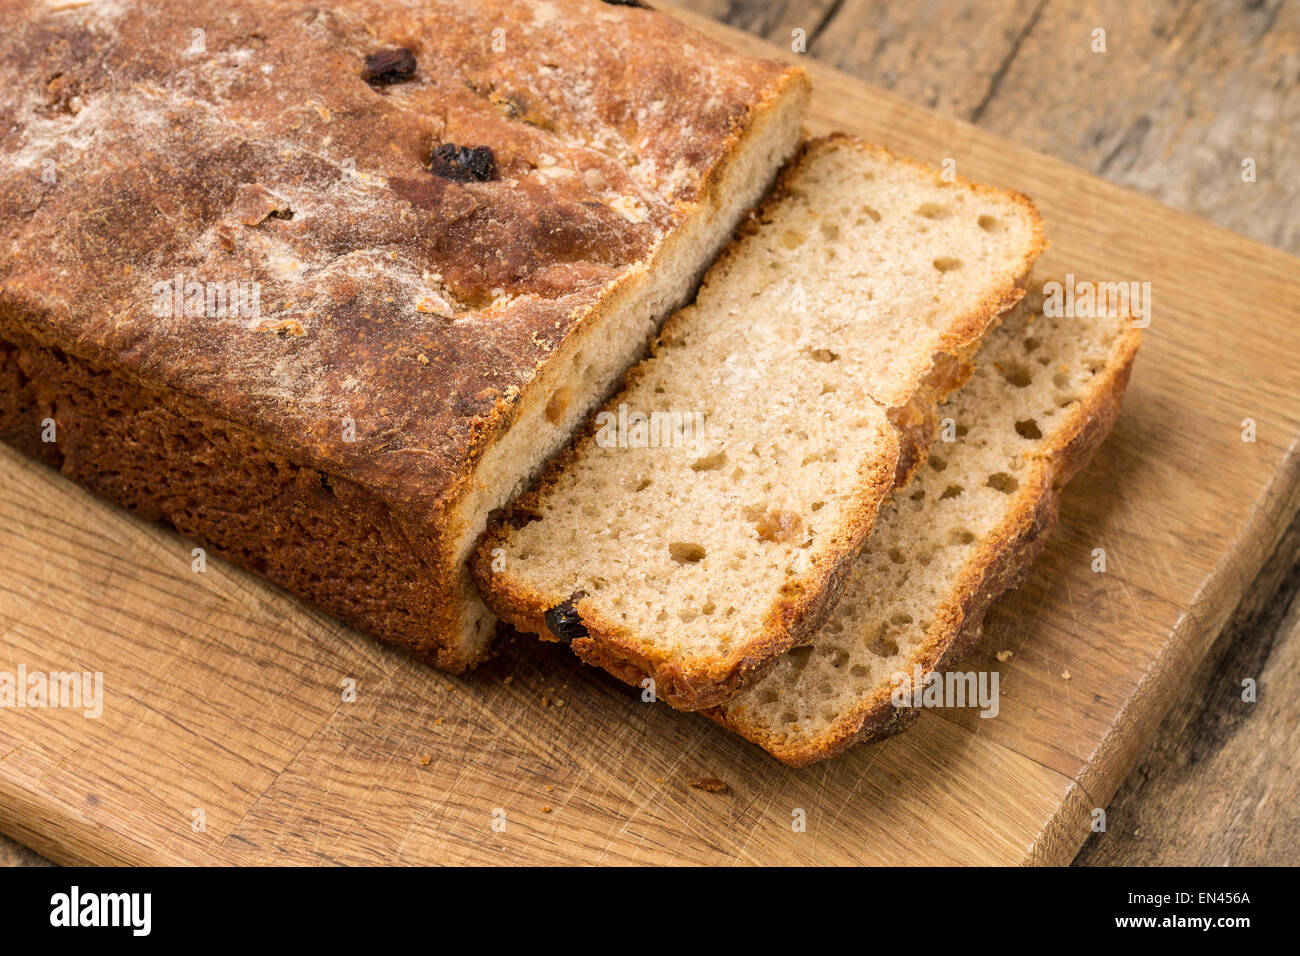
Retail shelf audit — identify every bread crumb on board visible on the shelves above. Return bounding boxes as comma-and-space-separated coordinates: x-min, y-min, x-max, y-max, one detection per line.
1061, 670, 1072, 680
417, 754, 431, 766
541, 806, 553, 814
688, 777, 729, 793
995, 650, 1013, 662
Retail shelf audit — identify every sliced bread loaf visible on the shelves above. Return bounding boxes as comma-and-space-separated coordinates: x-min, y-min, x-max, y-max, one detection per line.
473, 136, 1046, 710
709, 283, 1142, 765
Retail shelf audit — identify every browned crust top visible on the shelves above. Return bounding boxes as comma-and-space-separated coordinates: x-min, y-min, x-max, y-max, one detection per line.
0, 0, 800, 529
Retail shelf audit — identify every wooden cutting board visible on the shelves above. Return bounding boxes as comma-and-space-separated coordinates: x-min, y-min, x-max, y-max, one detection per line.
2, 8, 1298, 866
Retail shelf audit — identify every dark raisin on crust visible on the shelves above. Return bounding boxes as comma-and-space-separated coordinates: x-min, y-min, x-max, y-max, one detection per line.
429, 143, 498, 182
362, 47, 417, 86
544, 592, 588, 643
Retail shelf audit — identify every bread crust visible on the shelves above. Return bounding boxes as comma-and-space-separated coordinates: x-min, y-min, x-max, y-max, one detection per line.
0, 0, 807, 667
710, 318, 1142, 765
474, 135, 1047, 707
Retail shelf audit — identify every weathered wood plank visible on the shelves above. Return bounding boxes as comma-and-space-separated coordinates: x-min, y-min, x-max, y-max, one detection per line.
1075, 511, 1300, 865
677, 0, 1300, 254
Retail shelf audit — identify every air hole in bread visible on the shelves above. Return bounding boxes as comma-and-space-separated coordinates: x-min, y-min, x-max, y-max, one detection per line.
888, 548, 906, 564
1053, 371, 1071, 389
929, 455, 948, 472
810, 500, 825, 512
987, 472, 1018, 493
859, 206, 881, 224
977, 214, 1004, 232
940, 484, 964, 500
933, 257, 962, 273
820, 222, 841, 241
1024, 337, 1041, 352
780, 229, 805, 249
911, 489, 926, 501
867, 628, 899, 657
633, 477, 652, 492
544, 386, 571, 426
1015, 419, 1043, 440
786, 645, 813, 671
808, 347, 839, 362
850, 664, 870, 678
669, 542, 706, 564
950, 528, 976, 545
690, 449, 727, 472
999, 363, 1033, 387
955, 423, 969, 437
891, 612, 913, 626
916, 202, 952, 220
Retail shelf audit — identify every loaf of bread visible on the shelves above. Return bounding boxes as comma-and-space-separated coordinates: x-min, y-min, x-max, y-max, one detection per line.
710, 283, 1142, 764
474, 136, 1046, 709
0, 0, 809, 669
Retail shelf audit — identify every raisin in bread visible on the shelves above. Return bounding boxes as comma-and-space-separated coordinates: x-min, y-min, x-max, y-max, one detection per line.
474, 136, 1047, 708
0, 0, 808, 669
710, 283, 1142, 765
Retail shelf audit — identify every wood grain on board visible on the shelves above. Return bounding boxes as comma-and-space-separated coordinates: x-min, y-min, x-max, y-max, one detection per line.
1074, 509, 1300, 866
1, 4, 1298, 865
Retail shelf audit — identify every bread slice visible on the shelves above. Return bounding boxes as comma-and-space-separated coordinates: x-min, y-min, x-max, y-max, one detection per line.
0, 0, 808, 670
474, 136, 1047, 709
709, 283, 1142, 765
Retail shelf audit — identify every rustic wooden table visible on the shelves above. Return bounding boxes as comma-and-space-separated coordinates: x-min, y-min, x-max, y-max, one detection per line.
2, 0, 1295, 867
